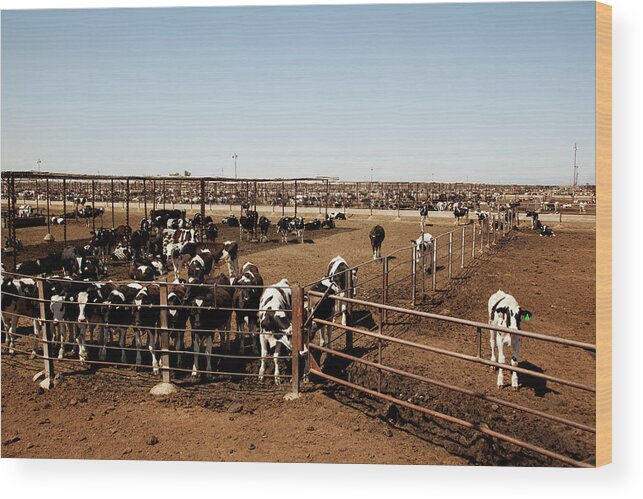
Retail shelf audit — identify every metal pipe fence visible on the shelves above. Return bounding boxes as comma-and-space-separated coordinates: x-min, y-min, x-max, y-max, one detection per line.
306, 291, 596, 468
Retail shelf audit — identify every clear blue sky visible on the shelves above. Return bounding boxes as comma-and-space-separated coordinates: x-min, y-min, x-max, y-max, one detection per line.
1, 2, 596, 184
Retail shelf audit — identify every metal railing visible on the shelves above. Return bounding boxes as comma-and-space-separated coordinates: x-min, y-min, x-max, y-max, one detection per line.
305, 290, 595, 468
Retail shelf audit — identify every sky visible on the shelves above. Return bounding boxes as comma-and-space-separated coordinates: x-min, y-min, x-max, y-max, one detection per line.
1, 2, 596, 184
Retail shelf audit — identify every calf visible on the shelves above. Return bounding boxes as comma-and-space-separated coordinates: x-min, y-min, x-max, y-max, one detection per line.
289, 217, 305, 243
199, 241, 239, 278
187, 274, 234, 377
276, 217, 292, 243
232, 262, 264, 353
474, 209, 489, 227
488, 290, 532, 390
258, 279, 293, 384
540, 225, 555, 237
369, 225, 385, 260
130, 229, 149, 260
413, 233, 434, 272
48, 278, 86, 360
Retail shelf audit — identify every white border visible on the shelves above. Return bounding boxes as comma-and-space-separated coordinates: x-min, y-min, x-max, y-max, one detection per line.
1, 0, 641, 497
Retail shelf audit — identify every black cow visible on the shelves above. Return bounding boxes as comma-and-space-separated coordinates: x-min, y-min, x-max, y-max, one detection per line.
258, 216, 271, 242
239, 211, 259, 241
204, 223, 218, 242
369, 225, 385, 260
221, 214, 239, 227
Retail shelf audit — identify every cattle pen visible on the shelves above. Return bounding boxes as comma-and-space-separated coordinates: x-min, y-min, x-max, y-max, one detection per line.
1, 170, 596, 466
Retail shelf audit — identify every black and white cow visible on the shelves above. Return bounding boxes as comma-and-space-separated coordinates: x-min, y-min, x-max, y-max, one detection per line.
525, 211, 542, 230
111, 244, 134, 262
258, 216, 271, 242
1, 277, 41, 356
167, 281, 191, 366
129, 263, 156, 282
91, 228, 116, 258
187, 274, 234, 377
540, 225, 556, 237
132, 284, 161, 373
101, 284, 142, 363
51, 216, 66, 225
277, 217, 305, 244
369, 225, 385, 260
232, 262, 264, 353
49, 277, 86, 360
258, 279, 292, 384
130, 230, 150, 260
474, 209, 489, 228
221, 214, 239, 227
413, 233, 434, 272
306, 277, 340, 351
325, 256, 358, 332
166, 241, 198, 275
488, 290, 532, 390
77, 282, 116, 346
419, 203, 430, 232
187, 249, 215, 283
453, 203, 469, 226
239, 210, 259, 241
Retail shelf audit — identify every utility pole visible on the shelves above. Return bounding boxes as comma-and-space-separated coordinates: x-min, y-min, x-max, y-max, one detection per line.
232, 153, 238, 179
572, 143, 579, 203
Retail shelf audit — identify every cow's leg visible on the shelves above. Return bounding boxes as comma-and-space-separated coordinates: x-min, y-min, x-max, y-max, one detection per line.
148, 330, 160, 375
118, 328, 127, 364
99, 326, 107, 360
76, 324, 88, 362
205, 334, 213, 377
31, 319, 40, 359
489, 321, 497, 366
510, 335, 521, 391
273, 343, 282, 385
496, 332, 505, 388
134, 329, 143, 368
57, 321, 65, 359
258, 334, 268, 382
175, 330, 183, 367
191, 334, 200, 377
249, 320, 258, 354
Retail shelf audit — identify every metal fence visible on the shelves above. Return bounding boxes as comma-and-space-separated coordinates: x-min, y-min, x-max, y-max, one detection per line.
0, 274, 301, 388
305, 291, 596, 468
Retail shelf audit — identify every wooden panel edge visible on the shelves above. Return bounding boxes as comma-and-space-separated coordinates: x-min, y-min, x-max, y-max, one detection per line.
595, 0, 612, 467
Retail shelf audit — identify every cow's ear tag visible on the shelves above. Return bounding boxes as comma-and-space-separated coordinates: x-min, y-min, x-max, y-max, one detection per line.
524, 314, 530, 322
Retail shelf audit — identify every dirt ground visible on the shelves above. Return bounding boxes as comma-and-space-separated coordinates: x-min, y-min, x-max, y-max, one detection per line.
1, 207, 595, 465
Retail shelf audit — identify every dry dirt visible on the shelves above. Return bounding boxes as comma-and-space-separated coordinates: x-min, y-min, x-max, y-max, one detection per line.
1, 207, 595, 466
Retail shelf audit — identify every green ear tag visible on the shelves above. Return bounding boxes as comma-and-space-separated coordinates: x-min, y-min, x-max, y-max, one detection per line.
524, 314, 530, 322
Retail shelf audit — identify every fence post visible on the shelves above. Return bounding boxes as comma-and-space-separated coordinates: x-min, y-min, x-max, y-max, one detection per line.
382, 257, 389, 324
411, 242, 417, 306
345, 271, 353, 350
37, 279, 55, 389
448, 231, 453, 280
461, 226, 465, 268
290, 285, 304, 396
472, 222, 476, 258
431, 237, 438, 292
150, 283, 176, 395
476, 326, 482, 358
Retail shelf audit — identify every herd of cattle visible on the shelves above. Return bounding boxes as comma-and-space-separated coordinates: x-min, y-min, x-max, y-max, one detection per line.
2, 202, 538, 389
